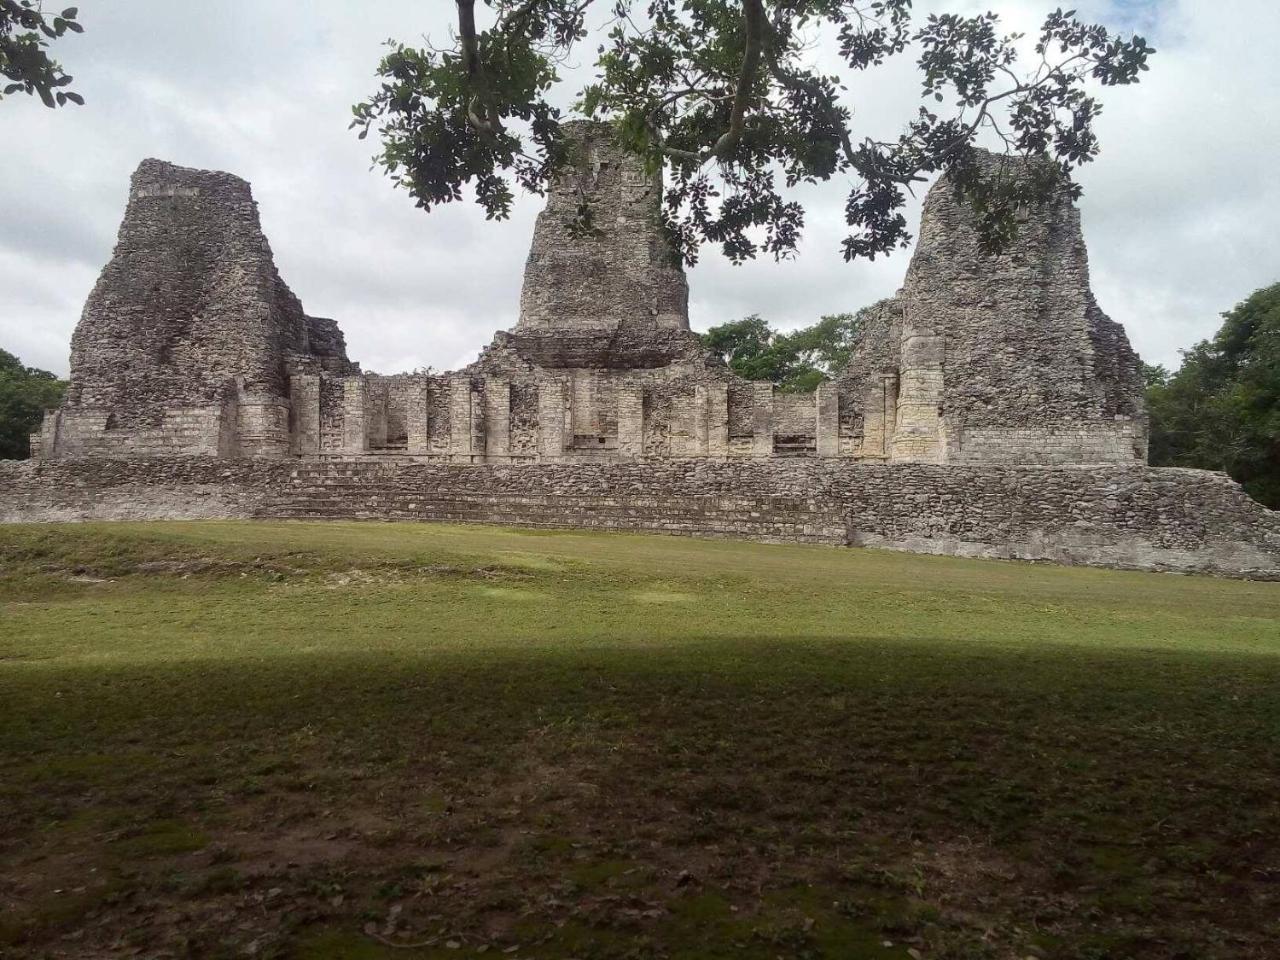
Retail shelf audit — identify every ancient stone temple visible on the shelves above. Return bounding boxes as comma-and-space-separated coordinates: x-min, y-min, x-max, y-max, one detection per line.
6, 128, 1278, 579
51, 160, 356, 458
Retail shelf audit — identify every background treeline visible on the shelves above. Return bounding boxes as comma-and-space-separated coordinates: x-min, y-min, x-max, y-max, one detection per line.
1143, 283, 1280, 508
0, 348, 65, 460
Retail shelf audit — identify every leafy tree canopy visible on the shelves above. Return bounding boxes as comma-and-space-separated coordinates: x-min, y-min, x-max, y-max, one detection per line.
698, 311, 859, 391
0, 348, 66, 460
353, 1, 1153, 267
0, 1, 83, 108
1147, 283, 1280, 508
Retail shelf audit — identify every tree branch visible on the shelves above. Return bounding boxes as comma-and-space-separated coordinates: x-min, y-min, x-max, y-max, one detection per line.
457, 0, 503, 135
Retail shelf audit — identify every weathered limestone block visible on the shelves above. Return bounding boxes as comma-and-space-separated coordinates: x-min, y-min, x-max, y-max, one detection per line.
236, 398, 291, 458
891, 322, 946, 463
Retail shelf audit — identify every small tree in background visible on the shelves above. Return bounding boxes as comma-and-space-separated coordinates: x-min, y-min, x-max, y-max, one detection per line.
1147, 283, 1280, 508
0, 2, 84, 108
698, 311, 860, 391
0, 349, 65, 459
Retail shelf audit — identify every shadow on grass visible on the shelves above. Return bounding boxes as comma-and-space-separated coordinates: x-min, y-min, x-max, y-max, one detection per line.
3, 635, 1279, 958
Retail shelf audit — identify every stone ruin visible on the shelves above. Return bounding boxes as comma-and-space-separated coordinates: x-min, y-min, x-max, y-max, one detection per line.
31, 125, 1148, 468
6, 122, 1279, 578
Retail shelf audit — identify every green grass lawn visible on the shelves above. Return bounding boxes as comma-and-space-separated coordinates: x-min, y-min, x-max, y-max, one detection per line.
2, 521, 1279, 960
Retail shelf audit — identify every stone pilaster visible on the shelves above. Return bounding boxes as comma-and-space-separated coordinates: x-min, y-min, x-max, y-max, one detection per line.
752, 383, 774, 457
891, 312, 945, 463
617, 375, 644, 457
707, 382, 729, 458
816, 382, 839, 458
342, 377, 367, 455
289, 373, 321, 455
537, 377, 566, 459
406, 383, 430, 455
484, 377, 511, 459
449, 376, 473, 461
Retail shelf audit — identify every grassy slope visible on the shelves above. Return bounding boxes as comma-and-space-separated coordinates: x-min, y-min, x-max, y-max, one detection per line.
1, 521, 1278, 960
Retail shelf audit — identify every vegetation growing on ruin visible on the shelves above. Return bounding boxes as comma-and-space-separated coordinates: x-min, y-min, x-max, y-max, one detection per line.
3, 521, 1279, 958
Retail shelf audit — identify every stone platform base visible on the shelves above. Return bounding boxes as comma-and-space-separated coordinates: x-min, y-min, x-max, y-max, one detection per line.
1, 458, 1277, 579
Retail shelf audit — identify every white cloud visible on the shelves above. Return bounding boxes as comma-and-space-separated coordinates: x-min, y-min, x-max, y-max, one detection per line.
1, 0, 1276, 377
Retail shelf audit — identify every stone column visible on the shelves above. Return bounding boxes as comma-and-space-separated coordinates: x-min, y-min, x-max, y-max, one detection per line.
484, 377, 511, 459
707, 382, 729, 458
858, 375, 897, 458
752, 383, 774, 457
406, 382, 430, 455
816, 382, 840, 457
891, 313, 945, 462
289, 373, 321, 456
449, 376, 473, 461
537, 376, 566, 459
365, 382, 388, 449
342, 377, 367, 455
616, 374, 644, 457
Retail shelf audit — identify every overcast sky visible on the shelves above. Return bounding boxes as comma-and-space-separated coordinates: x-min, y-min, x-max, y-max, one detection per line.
2, 0, 1277, 377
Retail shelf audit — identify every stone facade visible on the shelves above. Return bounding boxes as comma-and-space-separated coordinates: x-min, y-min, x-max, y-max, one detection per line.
10, 132, 1276, 577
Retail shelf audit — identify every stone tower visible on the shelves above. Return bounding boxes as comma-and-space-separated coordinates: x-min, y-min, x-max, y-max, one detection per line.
502, 122, 707, 369
841, 150, 1148, 465
518, 120, 689, 332
50, 159, 352, 457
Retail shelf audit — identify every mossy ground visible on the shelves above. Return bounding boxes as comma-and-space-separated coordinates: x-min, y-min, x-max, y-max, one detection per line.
1, 521, 1278, 959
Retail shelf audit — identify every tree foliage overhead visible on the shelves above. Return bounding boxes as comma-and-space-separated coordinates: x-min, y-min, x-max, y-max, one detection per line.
353, 1, 1153, 266
0, 1, 83, 108
1146, 283, 1280, 509
0, 348, 65, 460
698, 311, 859, 391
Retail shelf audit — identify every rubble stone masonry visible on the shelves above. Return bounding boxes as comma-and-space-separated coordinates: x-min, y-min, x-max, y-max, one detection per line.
2, 458, 1277, 579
